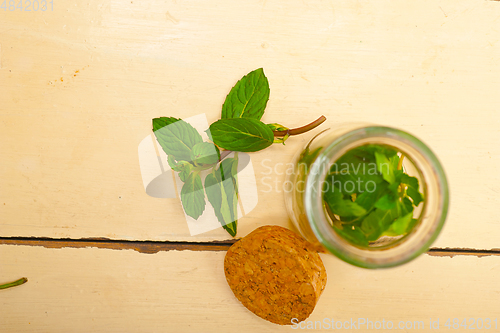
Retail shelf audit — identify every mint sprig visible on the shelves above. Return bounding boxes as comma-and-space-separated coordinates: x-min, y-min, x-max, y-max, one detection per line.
153, 68, 326, 237
0, 277, 28, 290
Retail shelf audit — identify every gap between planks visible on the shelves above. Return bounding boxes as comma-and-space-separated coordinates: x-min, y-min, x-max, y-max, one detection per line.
0, 237, 499, 258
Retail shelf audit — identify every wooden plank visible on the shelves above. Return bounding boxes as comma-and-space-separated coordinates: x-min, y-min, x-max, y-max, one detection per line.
1, 0, 500, 248
0, 245, 499, 332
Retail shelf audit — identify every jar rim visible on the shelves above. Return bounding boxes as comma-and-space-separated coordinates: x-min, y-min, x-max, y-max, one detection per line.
304, 126, 449, 268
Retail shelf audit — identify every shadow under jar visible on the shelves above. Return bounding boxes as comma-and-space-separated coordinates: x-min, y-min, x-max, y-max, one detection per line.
285, 124, 449, 268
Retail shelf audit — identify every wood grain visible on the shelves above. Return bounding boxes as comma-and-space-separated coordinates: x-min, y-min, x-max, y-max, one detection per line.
1, 0, 499, 249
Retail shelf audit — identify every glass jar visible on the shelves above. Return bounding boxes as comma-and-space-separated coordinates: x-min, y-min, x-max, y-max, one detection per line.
285, 124, 449, 268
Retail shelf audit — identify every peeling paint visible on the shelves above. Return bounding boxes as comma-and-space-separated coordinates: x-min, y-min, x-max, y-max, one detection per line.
427, 248, 500, 258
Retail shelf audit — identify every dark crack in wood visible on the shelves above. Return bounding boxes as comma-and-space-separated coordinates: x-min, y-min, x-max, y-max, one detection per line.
1, 237, 499, 257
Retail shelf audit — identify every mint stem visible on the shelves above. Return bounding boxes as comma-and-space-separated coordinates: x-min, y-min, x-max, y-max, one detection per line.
0, 277, 28, 290
219, 150, 233, 161
273, 115, 326, 137
398, 154, 405, 170
218, 115, 326, 161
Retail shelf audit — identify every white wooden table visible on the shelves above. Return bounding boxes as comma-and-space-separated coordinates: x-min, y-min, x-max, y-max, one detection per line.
1, 0, 499, 331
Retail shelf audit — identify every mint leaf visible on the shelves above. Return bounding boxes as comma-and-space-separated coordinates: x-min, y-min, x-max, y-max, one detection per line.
390, 154, 400, 171
401, 174, 423, 206
375, 151, 396, 184
204, 156, 239, 236
180, 172, 205, 219
191, 142, 220, 166
384, 212, 413, 236
221, 68, 270, 120
152, 117, 202, 161
354, 181, 388, 210
324, 189, 367, 217
168, 157, 193, 182
205, 172, 234, 235
220, 158, 239, 236
209, 118, 274, 152
327, 149, 384, 195
360, 208, 399, 241
374, 191, 398, 210
401, 196, 414, 214
220, 154, 239, 181
332, 224, 369, 247
178, 163, 192, 182
392, 169, 404, 185
170, 160, 188, 172
167, 155, 178, 169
